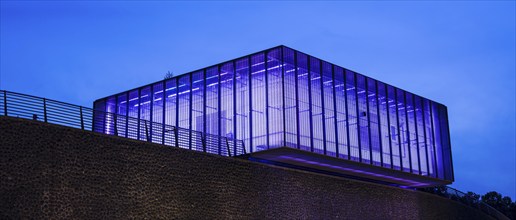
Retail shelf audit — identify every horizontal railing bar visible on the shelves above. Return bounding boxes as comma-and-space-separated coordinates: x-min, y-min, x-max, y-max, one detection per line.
45, 105, 82, 114
47, 117, 82, 126
5, 103, 44, 112
46, 99, 85, 109
6, 101, 44, 110
5, 99, 43, 108
6, 109, 44, 117
46, 110, 82, 119
4, 90, 90, 110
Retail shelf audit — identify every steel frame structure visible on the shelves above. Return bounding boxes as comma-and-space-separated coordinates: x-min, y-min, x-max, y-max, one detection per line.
93, 45, 454, 185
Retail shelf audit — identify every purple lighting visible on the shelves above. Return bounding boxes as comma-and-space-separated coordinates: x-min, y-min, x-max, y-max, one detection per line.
93, 45, 453, 187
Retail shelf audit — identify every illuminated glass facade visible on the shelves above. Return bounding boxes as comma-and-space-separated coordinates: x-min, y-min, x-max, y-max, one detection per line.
94, 46, 453, 185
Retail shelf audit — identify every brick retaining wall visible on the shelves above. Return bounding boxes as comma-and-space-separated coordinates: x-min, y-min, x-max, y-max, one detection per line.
0, 116, 491, 219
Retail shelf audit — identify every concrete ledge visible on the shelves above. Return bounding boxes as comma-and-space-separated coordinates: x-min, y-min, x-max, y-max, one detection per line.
245, 147, 451, 187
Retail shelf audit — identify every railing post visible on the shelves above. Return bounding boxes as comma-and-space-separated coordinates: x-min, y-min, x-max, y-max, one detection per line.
202, 133, 206, 153
43, 98, 47, 123
79, 106, 84, 130
174, 127, 179, 147
161, 124, 166, 145
112, 113, 118, 136
225, 137, 231, 157
3, 91, 7, 116
145, 120, 150, 142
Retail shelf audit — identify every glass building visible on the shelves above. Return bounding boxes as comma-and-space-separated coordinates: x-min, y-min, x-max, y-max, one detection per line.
94, 46, 453, 187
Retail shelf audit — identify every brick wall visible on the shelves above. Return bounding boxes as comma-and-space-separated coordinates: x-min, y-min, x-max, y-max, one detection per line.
0, 116, 491, 219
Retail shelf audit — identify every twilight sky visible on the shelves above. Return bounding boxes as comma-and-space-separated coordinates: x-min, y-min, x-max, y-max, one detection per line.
1, 1, 514, 199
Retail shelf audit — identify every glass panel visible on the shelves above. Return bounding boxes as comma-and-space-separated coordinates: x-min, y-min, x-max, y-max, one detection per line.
334, 66, 348, 159
251, 53, 266, 151
93, 99, 106, 133
152, 83, 164, 144
127, 89, 139, 139
235, 57, 251, 152
310, 57, 324, 154
432, 102, 445, 179
191, 70, 204, 151
346, 70, 359, 162
139, 86, 151, 141
406, 93, 419, 174
221, 62, 234, 156
105, 96, 116, 135
415, 96, 428, 175
116, 93, 128, 138
423, 99, 436, 177
323, 61, 336, 156
205, 66, 219, 154
377, 82, 391, 168
356, 74, 370, 163
283, 47, 297, 148
439, 105, 453, 181
367, 78, 381, 166
164, 79, 177, 145
297, 52, 311, 151
267, 48, 283, 148
397, 89, 410, 172
387, 85, 401, 170
178, 75, 190, 132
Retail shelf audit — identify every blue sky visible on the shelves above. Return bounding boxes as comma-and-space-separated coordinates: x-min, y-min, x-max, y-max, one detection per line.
1, 1, 514, 199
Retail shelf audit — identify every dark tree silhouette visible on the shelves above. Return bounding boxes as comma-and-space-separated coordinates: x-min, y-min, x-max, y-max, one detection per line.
482, 191, 503, 208
481, 191, 516, 219
164, 71, 174, 79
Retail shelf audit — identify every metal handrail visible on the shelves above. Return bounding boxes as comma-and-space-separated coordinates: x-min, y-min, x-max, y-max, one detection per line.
0, 90, 246, 157
418, 186, 509, 220
2, 90, 505, 218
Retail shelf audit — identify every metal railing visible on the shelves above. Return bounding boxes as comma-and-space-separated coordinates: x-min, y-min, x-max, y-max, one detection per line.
0, 90, 246, 157
419, 186, 509, 220
1, 90, 507, 219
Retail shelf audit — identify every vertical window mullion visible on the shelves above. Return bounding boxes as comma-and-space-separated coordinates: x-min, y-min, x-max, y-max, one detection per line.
445, 108, 454, 181
114, 96, 118, 136
404, 92, 413, 172
281, 48, 287, 147
413, 95, 421, 175
429, 101, 437, 177
248, 56, 253, 153
203, 69, 207, 152
218, 65, 222, 155
332, 65, 339, 157
308, 57, 314, 153
265, 51, 270, 149
294, 52, 301, 150
343, 71, 351, 160
125, 93, 129, 138
421, 98, 430, 176
395, 89, 403, 170
189, 73, 193, 150
320, 60, 327, 155
137, 89, 141, 140
354, 72, 362, 162
437, 105, 447, 180
385, 85, 393, 169
175, 78, 179, 147
162, 81, 166, 145
233, 61, 237, 154
365, 78, 373, 164
375, 80, 383, 166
